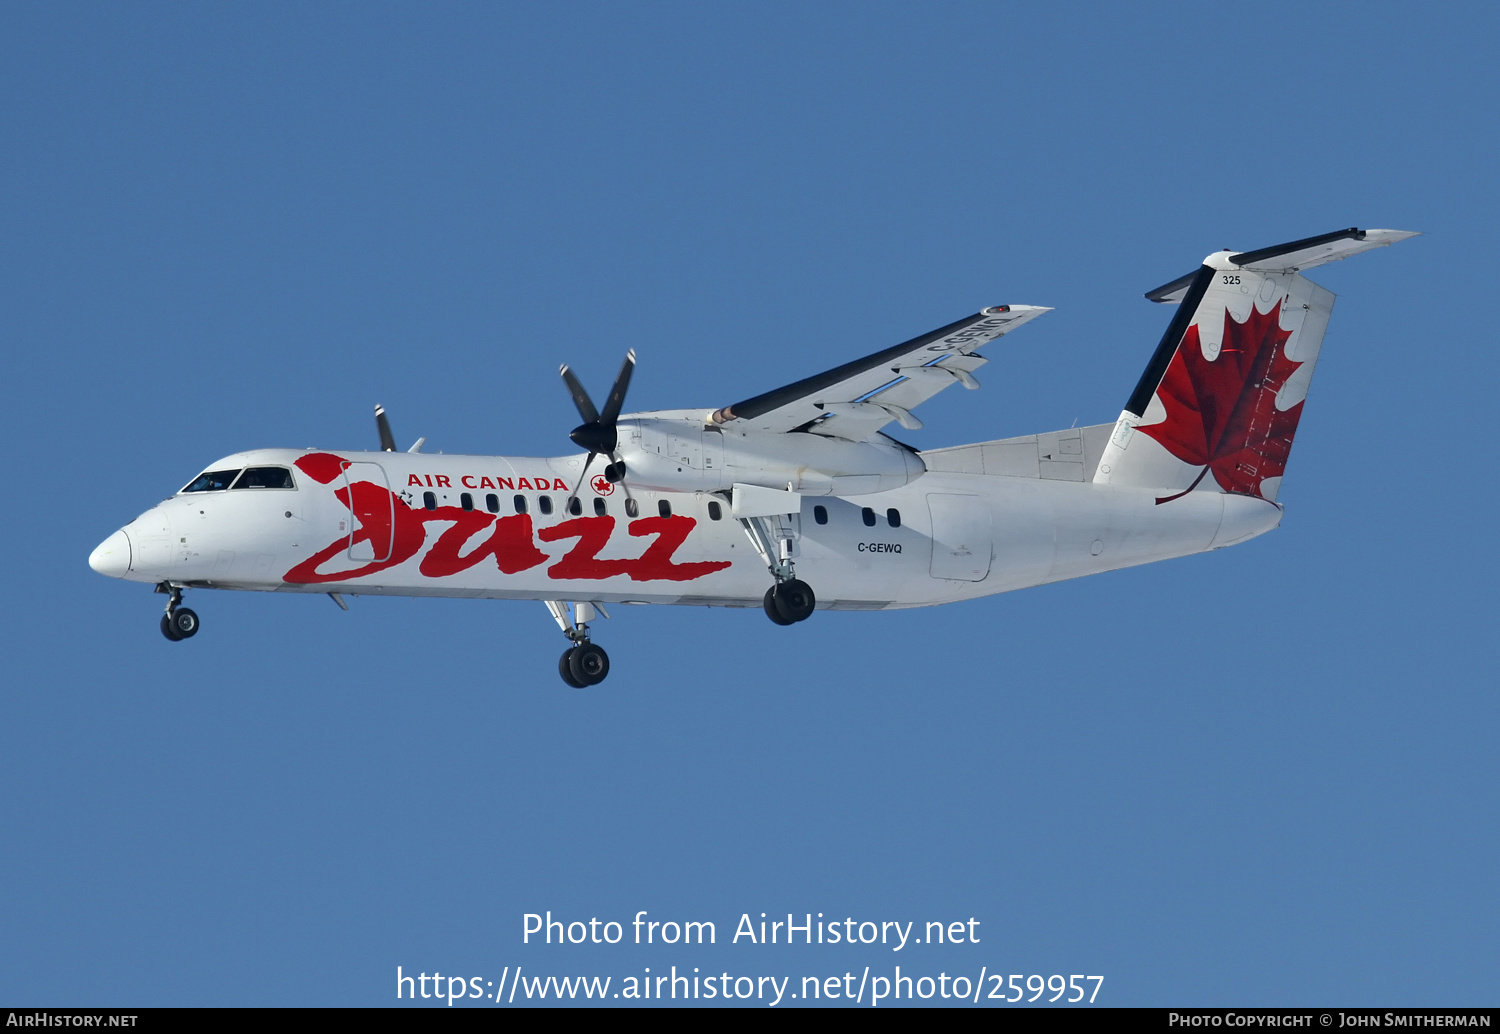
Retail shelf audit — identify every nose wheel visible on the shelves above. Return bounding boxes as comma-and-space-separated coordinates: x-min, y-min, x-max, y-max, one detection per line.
559, 642, 610, 687
156, 584, 200, 641
160, 608, 200, 641
545, 601, 611, 687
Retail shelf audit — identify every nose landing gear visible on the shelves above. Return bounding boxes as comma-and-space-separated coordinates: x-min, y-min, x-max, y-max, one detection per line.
560, 642, 610, 687
156, 583, 199, 641
545, 600, 611, 687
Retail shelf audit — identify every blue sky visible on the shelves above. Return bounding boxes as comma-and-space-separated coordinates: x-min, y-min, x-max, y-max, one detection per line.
2, 1, 1495, 1007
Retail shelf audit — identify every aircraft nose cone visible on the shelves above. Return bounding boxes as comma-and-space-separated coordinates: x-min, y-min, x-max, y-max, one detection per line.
89, 529, 132, 578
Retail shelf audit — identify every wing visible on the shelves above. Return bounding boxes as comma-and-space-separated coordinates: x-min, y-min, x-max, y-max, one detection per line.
710, 305, 1051, 440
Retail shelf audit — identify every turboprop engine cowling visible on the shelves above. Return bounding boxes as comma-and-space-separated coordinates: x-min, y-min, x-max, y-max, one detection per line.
617, 412, 926, 496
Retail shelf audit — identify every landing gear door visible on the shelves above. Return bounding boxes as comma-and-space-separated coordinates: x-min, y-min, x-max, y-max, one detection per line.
343, 461, 394, 563
927, 494, 991, 581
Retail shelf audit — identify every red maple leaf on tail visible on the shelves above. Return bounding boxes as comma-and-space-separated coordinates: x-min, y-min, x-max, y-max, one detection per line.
1138, 299, 1304, 504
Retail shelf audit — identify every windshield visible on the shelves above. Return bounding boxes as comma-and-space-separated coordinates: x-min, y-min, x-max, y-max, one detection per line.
231, 466, 295, 490
181, 469, 242, 493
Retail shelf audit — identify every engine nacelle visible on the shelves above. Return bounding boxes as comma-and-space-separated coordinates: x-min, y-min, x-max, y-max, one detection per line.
617, 411, 925, 496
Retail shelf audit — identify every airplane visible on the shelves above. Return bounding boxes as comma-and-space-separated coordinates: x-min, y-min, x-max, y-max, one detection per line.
89, 227, 1416, 686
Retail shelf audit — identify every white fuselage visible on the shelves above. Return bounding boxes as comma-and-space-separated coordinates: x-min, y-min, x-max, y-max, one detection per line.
89, 446, 1281, 610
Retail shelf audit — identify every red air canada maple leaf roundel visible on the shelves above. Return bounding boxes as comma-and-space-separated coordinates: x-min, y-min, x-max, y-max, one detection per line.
1138, 300, 1305, 503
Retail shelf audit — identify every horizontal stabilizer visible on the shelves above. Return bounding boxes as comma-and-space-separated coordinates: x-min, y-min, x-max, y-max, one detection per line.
1145, 271, 1200, 305
1146, 228, 1419, 302
1230, 227, 1418, 272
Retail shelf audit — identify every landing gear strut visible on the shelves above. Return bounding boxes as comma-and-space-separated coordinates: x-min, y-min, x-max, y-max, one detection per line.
737, 509, 816, 626
545, 600, 611, 687
156, 583, 199, 642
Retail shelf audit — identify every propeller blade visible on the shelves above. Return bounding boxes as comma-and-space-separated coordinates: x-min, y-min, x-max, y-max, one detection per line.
374, 404, 397, 452
564, 452, 599, 513
608, 452, 637, 510
562, 352, 634, 463
598, 349, 636, 426
559, 365, 600, 425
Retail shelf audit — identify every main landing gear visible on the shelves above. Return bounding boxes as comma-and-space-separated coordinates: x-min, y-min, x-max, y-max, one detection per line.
737, 509, 816, 627
156, 583, 200, 641
545, 600, 611, 687
763, 579, 815, 625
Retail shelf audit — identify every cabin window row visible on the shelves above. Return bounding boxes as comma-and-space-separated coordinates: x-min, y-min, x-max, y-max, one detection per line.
418, 493, 717, 522
812, 504, 900, 528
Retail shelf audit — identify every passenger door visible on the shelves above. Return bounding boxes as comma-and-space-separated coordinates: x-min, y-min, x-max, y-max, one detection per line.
342, 461, 394, 562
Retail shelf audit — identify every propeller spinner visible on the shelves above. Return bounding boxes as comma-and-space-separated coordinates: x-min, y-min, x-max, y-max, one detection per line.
560, 350, 636, 508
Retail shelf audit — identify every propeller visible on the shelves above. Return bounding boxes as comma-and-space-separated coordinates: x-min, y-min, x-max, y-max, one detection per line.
559, 350, 637, 511
375, 404, 397, 451
374, 404, 424, 453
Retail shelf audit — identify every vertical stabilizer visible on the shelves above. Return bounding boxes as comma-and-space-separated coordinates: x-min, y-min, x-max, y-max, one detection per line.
1093, 228, 1414, 504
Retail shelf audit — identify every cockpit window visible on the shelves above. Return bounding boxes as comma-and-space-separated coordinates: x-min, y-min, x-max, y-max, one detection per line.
231, 466, 295, 490
182, 469, 242, 493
